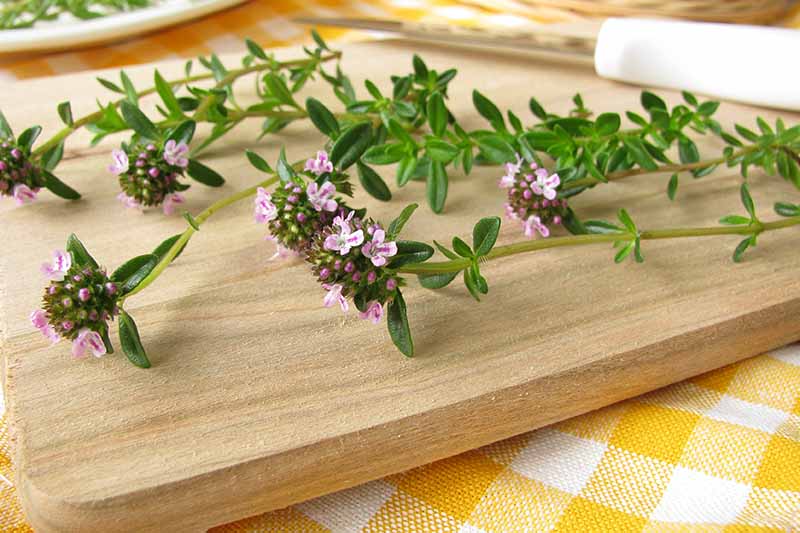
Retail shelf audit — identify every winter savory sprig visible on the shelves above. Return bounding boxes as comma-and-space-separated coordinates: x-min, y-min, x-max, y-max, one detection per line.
1, 0, 151, 29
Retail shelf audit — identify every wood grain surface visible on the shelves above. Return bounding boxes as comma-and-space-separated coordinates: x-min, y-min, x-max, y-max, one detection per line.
1, 40, 799, 532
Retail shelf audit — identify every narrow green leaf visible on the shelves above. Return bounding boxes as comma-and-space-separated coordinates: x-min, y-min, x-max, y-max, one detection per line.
452, 236, 472, 258
111, 253, 158, 292
463, 267, 482, 301
667, 173, 678, 201
426, 92, 447, 137
740, 183, 756, 219
387, 290, 414, 357
264, 73, 298, 108
472, 216, 501, 257
426, 160, 448, 213
641, 91, 667, 112
120, 101, 160, 141
246, 149, 273, 173
614, 241, 635, 263
362, 143, 405, 165
306, 97, 340, 138
154, 70, 184, 117
0, 110, 12, 138
356, 162, 392, 202
617, 209, 637, 233
719, 215, 751, 225
678, 137, 700, 164
476, 135, 515, 164
622, 137, 658, 171
152, 233, 187, 263
41, 142, 64, 171
166, 120, 195, 145
311, 29, 330, 51
245, 38, 268, 60
277, 147, 296, 182
585, 220, 625, 234
418, 271, 459, 289
386, 241, 434, 268
17, 126, 41, 153
425, 139, 459, 164
119, 310, 151, 368
330, 122, 372, 170
96, 77, 124, 94
682, 90, 698, 107
43, 171, 80, 200
774, 202, 800, 217
66, 234, 99, 269
472, 90, 504, 130
396, 156, 416, 187
387, 203, 418, 239
732, 237, 751, 263
186, 159, 225, 187
529, 97, 547, 120
697, 101, 720, 116
183, 211, 200, 231
120, 71, 138, 105
412, 54, 428, 80
433, 240, 459, 260
57, 101, 73, 126
595, 112, 620, 136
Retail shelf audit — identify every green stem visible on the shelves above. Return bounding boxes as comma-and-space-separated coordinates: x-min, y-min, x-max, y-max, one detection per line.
31, 51, 341, 158
397, 216, 800, 275
121, 176, 279, 301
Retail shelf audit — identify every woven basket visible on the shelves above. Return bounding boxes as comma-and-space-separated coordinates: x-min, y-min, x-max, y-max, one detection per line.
460, 0, 793, 24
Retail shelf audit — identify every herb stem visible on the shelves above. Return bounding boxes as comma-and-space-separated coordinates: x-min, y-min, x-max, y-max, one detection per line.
121, 176, 279, 300
397, 216, 800, 275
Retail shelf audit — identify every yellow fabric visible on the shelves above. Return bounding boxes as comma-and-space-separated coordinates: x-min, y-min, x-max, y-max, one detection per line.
1, 2, 800, 531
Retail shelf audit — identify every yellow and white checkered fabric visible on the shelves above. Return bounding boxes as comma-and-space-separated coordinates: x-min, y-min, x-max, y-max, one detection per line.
2, 1, 800, 531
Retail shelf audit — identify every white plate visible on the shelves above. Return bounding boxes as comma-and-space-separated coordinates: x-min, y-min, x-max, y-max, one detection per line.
0, 0, 248, 54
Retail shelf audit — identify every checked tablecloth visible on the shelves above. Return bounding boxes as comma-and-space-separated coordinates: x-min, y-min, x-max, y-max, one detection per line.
2, 1, 800, 531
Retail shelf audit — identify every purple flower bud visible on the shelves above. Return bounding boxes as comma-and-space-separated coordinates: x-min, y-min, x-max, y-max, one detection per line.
319, 268, 331, 280
351, 272, 362, 282
296, 212, 307, 223
62, 321, 74, 331
48, 285, 57, 295
386, 278, 397, 291
553, 215, 562, 224
105, 282, 117, 295
78, 288, 91, 302
62, 297, 73, 308
542, 199, 550, 207
148, 167, 160, 178
136, 159, 146, 168
73, 274, 83, 282
89, 310, 99, 321
333, 260, 342, 271
523, 189, 532, 200
344, 261, 355, 273
286, 195, 298, 204
146, 144, 156, 151
292, 186, 302, 194
0, 161, 6, 171
0, 181, 7, 192
10, 148, 21, 160
367, 271, 377, 284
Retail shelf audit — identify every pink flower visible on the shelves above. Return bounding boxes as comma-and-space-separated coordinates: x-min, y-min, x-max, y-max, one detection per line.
359, 301, 383, 324
504, 203, 518, 221
265, 236, 293, 261
304, 150, 334, 176
530, 168, 560, 200
117, 192, 142, 210
12, 183, 36, 205
40, 249, 71, 281
108, 149, 129, 175
163, 140, 189, 168
162, 193, 185, 215
324, 211, 364, 255
30, 309, 59, 344
71, 328, 106, 359
498, 153, 523, 188
254, 187, 277, 223
361, 229, 398, 267
322, 283, 348, 312
306, 181, 337, 212
523, 215, 550, 238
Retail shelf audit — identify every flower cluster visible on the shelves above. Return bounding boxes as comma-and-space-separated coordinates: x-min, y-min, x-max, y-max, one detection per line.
500, 154, 568, 238
31, 250, 118, 358
256, 151, 400, 324
0, 137, 43, 205
109, 139, 189, 214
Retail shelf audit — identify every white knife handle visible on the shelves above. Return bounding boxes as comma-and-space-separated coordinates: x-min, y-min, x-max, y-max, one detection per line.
594, 18, 800, 111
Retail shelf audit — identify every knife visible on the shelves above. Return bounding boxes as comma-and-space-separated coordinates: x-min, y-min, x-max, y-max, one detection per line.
296, 16, 800, 111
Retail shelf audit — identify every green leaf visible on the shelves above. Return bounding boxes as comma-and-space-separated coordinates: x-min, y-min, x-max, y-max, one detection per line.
585, 220, 625, 235
183, 211, 201, 231
633, 238, 644, 263
57, 101, 73, 126
476, 135, 515, 164
17, 126, 41, 153
622, 137, 658, 171
387, 241, 434, 268
166, 120, 196, 145
311, 29, 330, 51
472, 90, 504, 130
418, 271, 459, 289
472, 216, 501, 257
246, 149, 273, 173
678, 137, 700, 164
356, 162, 391, 201
732, 237, 751, 263
120, 70, 138, 105
306, 97, 340, 138
682, 90, 698, 107
433, 240, 459, 259
614, 241, 635, 263
264, 73, 298, 108
387, 203, 418, 239
0, 110, 11, 137
426, 92, 448, 137
187, 159, 225, 187
330, 122, 373, 170
740, 183, 756, 219
154, 70, 184, 118
463, 266, 482, 301
118, 310, 151, 368
529, 97, 547, 120
66, 234, 99, 269
41, 142, 64, 171
152, 233, 187, 263
641, 91, 667, 112
387, 290, 414, 357
425, 139, 459, 164
774, 202, 800, 217
735, 124, 759, 142
697, 101, 720, 116
667, 173, 678, 201
96, 77, 124, 94
111, 253, 158, 293
277, 147, 296, 182
245, 38, 268, 60
412, 54, 428, 80
43, 171, 80, 200
452, 236, 472, 258
617, 209, 637, 233
719, 215, 751, 225
427, 160, 448, 213
120, 101, 160, 141
362, 143, 405, 165
595, 112, 620, 136
396, 156, 416, 187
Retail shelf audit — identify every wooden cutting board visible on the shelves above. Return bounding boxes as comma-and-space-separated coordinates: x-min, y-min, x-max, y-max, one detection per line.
2, 40, 799, 532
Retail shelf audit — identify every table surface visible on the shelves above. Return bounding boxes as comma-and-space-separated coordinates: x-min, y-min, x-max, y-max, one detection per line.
2, 3, 800, 532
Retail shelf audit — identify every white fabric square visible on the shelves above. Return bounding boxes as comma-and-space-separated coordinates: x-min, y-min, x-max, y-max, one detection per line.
458, 525, 489, 533
707, 394, 790, 434
509, 428, 607, 495
259, 17, 302, 41
769, 344, 800, 367
651, 466, 750, 523
296, 479, 395, 532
